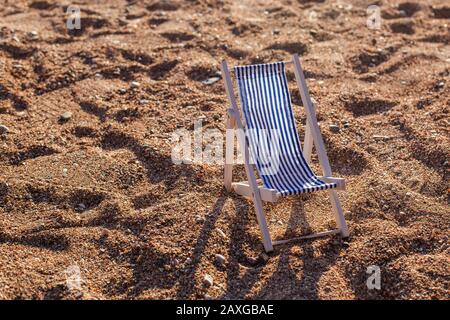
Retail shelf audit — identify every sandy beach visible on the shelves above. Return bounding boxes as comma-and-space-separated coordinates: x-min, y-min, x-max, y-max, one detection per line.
0, 0, 449, 299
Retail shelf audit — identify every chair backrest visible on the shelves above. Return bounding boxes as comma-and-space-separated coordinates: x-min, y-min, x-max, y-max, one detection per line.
234, 62, 323, 195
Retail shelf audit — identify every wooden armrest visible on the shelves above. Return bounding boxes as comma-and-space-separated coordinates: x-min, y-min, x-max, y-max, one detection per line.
232, 182, 280, 202
317, 176, 346, 190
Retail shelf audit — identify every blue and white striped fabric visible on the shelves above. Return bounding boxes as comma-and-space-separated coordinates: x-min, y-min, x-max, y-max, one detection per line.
234, 62, 337, 196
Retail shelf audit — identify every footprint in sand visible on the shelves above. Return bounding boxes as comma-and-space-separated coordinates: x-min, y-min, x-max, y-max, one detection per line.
8, 145, 58, 165
390, 21, 415, 35
341, 95, 397, 117
149, 60, 178, 80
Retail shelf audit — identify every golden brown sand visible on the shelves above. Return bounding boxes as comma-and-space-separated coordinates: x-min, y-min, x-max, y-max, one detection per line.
0, 0, 449, 299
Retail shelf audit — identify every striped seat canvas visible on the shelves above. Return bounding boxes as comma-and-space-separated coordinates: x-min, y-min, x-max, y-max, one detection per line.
234, 62, 337, 196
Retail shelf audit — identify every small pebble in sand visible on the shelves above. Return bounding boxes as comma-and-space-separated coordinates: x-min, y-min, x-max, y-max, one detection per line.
119, 88, 127, 94
216, 228, 226, 238
0, 125, 9, 134
77, 203, 86, 211
215, 254, 226, 266
62, 168, 68, 176
28, 31, 39, 40
373, 135, 389, 141
329, 124, 340, 133
130, 81, 140, 88
195, 215, 205, 224
60, 111, 72, 121
202, 77, 220, 85
203, 274, 214, 287
139, 99, 150, 105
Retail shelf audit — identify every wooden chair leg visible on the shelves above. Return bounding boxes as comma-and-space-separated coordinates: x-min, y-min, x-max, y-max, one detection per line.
224, 114, 235, 191
252, 192, 274, 252
303, 119, 313, 164
328, 190, 349, 237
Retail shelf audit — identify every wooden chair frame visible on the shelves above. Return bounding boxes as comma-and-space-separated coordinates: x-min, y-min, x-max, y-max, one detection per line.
221, 54, 349, 252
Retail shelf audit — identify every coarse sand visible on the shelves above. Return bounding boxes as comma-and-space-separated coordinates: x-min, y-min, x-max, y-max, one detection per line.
0, 0, 449, 299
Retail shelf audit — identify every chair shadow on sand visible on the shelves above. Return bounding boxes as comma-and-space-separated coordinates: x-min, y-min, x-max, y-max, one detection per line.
252, 197, 343, 299
175, 189, 229, 299
176, 191, 342, 299
175, 189, 269, 299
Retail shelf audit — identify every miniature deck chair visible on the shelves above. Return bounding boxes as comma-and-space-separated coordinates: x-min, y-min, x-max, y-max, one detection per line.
221, 54, 349, 252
